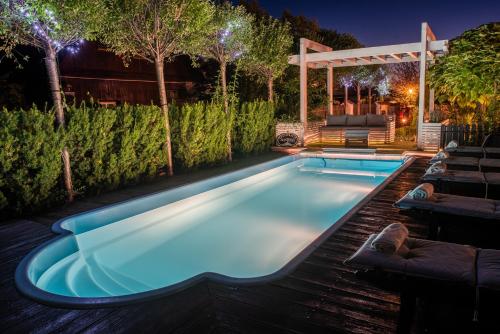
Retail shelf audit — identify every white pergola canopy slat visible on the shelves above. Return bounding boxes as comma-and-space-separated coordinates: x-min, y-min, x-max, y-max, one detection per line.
288, 22, 448, 149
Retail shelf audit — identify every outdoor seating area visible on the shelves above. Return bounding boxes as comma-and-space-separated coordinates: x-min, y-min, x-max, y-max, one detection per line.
320, 114, 396, 146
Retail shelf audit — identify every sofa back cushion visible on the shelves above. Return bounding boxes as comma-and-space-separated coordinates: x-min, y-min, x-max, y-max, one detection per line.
346, 115, 367, 126
326, 115, 347, 126
367, 114, 387, 127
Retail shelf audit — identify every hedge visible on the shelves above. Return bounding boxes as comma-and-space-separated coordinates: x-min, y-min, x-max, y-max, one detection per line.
234, 100, 275, 155
0, 100, 276, 216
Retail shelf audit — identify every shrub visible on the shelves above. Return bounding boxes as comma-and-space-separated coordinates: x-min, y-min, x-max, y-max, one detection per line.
234, 100, 275, 154
170, 102, 231, 169
0, 100, 276, 217
0, 107, 63, 213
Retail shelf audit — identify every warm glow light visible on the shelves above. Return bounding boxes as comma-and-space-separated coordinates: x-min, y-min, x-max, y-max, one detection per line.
402, 118, 408, 124
408, 88, 414, 94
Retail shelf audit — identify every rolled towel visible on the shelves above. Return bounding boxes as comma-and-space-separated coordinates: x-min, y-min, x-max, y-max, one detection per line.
425, 161, 447, 175
371, 223, 409, 254
446, 140, 458, 149
432, 150, 449, 162
409, 183, 434, 200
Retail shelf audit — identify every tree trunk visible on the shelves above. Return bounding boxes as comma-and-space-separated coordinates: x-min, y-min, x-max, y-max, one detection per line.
220, 62, 232, 162
344, 85, 348, 114
368, 87, 372, 114
357, 83, 361, 115
154, 57, 174, 176
268, 76, 274, 102
44, 45, 74, 202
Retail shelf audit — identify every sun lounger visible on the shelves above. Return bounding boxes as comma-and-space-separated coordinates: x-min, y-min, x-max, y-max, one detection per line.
444, 134, 500, 158
429, 150, 500, 172
395, 186, 500, 220
394, 183, 500, 246
344, 224, 500, 329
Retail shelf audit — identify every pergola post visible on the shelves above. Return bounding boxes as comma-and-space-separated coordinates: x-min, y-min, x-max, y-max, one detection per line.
299, 38, 308, 128
327, 65, 334, 115
417, 22, 437, 149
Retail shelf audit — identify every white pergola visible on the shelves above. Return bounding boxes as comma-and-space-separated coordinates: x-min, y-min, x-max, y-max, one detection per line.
288, 22, 448, 149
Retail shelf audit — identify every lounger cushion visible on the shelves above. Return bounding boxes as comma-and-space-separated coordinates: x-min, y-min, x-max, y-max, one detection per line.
484, 172, 500, 185
326, 115, 347, 126
442, 156, 480, 167
395, 192, 500, 219
344, 234, 410, 271
404, 238, 476, 284
477, 249, 500, 290
445, 146, 484, 154
346, 115, 367, 126
345, 235, 476, 284
480, 158, 500, 169
421, 170, 486, 184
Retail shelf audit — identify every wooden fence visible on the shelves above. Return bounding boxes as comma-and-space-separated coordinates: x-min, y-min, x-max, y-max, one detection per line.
440, 124, 488, 148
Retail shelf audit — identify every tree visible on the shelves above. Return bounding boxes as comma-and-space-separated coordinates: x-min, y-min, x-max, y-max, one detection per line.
1, 0, 104, 202
354, 66, 382, 114
387, 62, 419, 108
100, 0, 214, 176
429, 23, 500, 123
242, 16, 292, 101
200, 2, 253, 161
338, 72, 354, 114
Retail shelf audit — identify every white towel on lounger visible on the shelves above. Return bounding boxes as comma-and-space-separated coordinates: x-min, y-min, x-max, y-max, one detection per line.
432, 150, 449, 161
410, 183, 434, 200
425, 161, 447, 175
446, 140, 458, 149
371, 223, 409, 254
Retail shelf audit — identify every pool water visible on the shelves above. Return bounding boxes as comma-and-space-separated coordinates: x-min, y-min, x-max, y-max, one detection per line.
19, 157, 403, 301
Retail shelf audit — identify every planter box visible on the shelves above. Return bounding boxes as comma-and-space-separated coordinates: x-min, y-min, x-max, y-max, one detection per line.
420, 122, 442, 151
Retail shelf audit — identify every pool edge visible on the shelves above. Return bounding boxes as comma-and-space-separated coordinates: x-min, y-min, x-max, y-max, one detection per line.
15, 154, 415, 309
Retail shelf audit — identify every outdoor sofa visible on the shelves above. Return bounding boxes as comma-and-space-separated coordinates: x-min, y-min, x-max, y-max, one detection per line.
344, 223, 500, 332
319, 114, 394, 145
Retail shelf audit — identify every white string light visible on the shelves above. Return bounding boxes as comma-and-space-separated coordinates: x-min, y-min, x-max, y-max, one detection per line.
17, 4, 83, 55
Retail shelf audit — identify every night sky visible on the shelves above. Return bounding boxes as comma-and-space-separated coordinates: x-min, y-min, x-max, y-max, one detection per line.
255, 0, 500, 46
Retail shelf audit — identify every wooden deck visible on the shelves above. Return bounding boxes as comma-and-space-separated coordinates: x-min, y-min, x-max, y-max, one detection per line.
1, 158, 431, 333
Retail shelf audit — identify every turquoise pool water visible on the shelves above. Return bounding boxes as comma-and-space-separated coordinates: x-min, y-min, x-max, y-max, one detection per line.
19, 156, 404, 302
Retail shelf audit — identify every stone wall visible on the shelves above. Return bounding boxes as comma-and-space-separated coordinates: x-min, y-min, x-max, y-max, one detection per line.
275, 121, 325, 146
276, 122, 304, 146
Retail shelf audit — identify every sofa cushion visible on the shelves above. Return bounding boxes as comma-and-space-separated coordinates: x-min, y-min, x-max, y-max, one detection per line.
366, 114, 387, 127
346, 115, 367, 126
326, 115, 347, 126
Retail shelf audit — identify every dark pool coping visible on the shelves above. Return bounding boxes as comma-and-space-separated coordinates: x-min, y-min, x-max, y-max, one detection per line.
15, 154, 415, 309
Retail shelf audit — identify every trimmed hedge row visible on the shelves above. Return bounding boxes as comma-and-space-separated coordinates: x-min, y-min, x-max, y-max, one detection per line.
0, 100, 275, 216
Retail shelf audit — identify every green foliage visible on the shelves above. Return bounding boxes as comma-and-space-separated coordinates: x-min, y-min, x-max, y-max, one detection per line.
234, 101, 275, 154
65, 103, 166, 194
241, 16, 292, 87
101, 0, 215, 63
429, 23, 500, 122
0, 106, 63, 213
170, 102, 231, 169
0, 99, 277, 216
0, 0, 104, 62
0, 104, 166, 216
200, 2, 254, 65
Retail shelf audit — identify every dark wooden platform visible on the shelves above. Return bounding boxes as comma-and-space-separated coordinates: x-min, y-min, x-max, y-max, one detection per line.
1, 158, 431, 334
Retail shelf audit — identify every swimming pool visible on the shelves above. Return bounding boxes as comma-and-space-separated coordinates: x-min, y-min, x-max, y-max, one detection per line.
16, 154, 412, 307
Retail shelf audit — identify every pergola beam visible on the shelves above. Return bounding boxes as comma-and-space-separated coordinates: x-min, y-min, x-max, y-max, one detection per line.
288, 40, 447, 66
